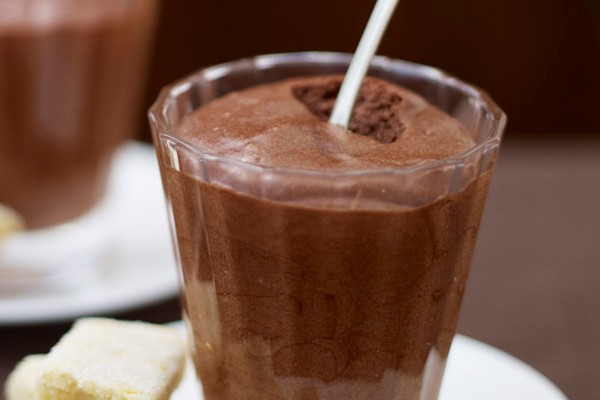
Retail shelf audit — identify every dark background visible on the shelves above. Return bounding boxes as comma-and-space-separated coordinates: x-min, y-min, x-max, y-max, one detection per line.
138, 0, 600, 139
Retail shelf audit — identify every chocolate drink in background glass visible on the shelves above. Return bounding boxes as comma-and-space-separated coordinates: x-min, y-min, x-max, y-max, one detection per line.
0, 0, 159, 229
149, 53, 506, 400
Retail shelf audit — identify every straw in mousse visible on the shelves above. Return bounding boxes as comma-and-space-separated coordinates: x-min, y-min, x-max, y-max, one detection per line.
329, 0, 401, 129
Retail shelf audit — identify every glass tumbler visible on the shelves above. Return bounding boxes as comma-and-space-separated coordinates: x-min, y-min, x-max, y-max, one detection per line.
0, 0, 160, 292
149, 52, 506, 400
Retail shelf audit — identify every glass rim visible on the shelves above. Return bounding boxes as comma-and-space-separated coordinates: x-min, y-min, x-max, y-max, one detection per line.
149, 51, 507, 178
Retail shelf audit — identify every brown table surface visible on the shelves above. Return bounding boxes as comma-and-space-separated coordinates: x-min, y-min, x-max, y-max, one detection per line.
1, 137, 598, 400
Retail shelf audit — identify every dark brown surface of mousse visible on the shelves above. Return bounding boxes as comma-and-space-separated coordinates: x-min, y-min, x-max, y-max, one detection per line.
0, 1, 157, 229
176, 76, 475, 171
166, 77, 491, 399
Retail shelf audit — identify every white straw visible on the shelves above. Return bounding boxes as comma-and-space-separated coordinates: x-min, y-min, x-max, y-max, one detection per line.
329, 0, 400, 129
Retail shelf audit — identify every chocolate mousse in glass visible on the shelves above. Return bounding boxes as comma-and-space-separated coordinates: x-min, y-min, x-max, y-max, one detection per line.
149, 53, 506, 400
0, 0, 159, 290
0, 0, 159, 229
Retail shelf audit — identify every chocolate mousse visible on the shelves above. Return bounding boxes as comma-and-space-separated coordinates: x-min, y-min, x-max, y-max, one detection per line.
166, 76, 492, 399
176, 76, 474, 171
0, 0, 158, 229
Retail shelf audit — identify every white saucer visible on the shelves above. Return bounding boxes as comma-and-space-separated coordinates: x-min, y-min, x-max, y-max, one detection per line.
171, 322, 567, 400
0, 143, 179, 326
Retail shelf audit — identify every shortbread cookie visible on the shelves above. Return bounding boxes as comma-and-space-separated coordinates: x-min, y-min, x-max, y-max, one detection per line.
37, 318, 185, 400
4, 355, 45, 400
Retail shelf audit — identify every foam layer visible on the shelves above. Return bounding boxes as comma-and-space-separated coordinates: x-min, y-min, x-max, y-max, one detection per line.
176, 76, 475, 171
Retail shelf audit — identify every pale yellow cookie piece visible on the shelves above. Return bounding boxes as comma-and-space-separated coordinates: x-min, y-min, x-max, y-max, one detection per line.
37, 318, 186, 400
4, 354, 45, 400
0, 204, 24, 239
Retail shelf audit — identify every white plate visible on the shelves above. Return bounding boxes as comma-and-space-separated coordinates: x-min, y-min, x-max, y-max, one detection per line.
171, 322, 567, 400
0, 143, 179, 326
440, 336, 567, 400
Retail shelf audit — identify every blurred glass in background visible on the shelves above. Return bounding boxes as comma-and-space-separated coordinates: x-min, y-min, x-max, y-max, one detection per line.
0, 0, 160, 292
